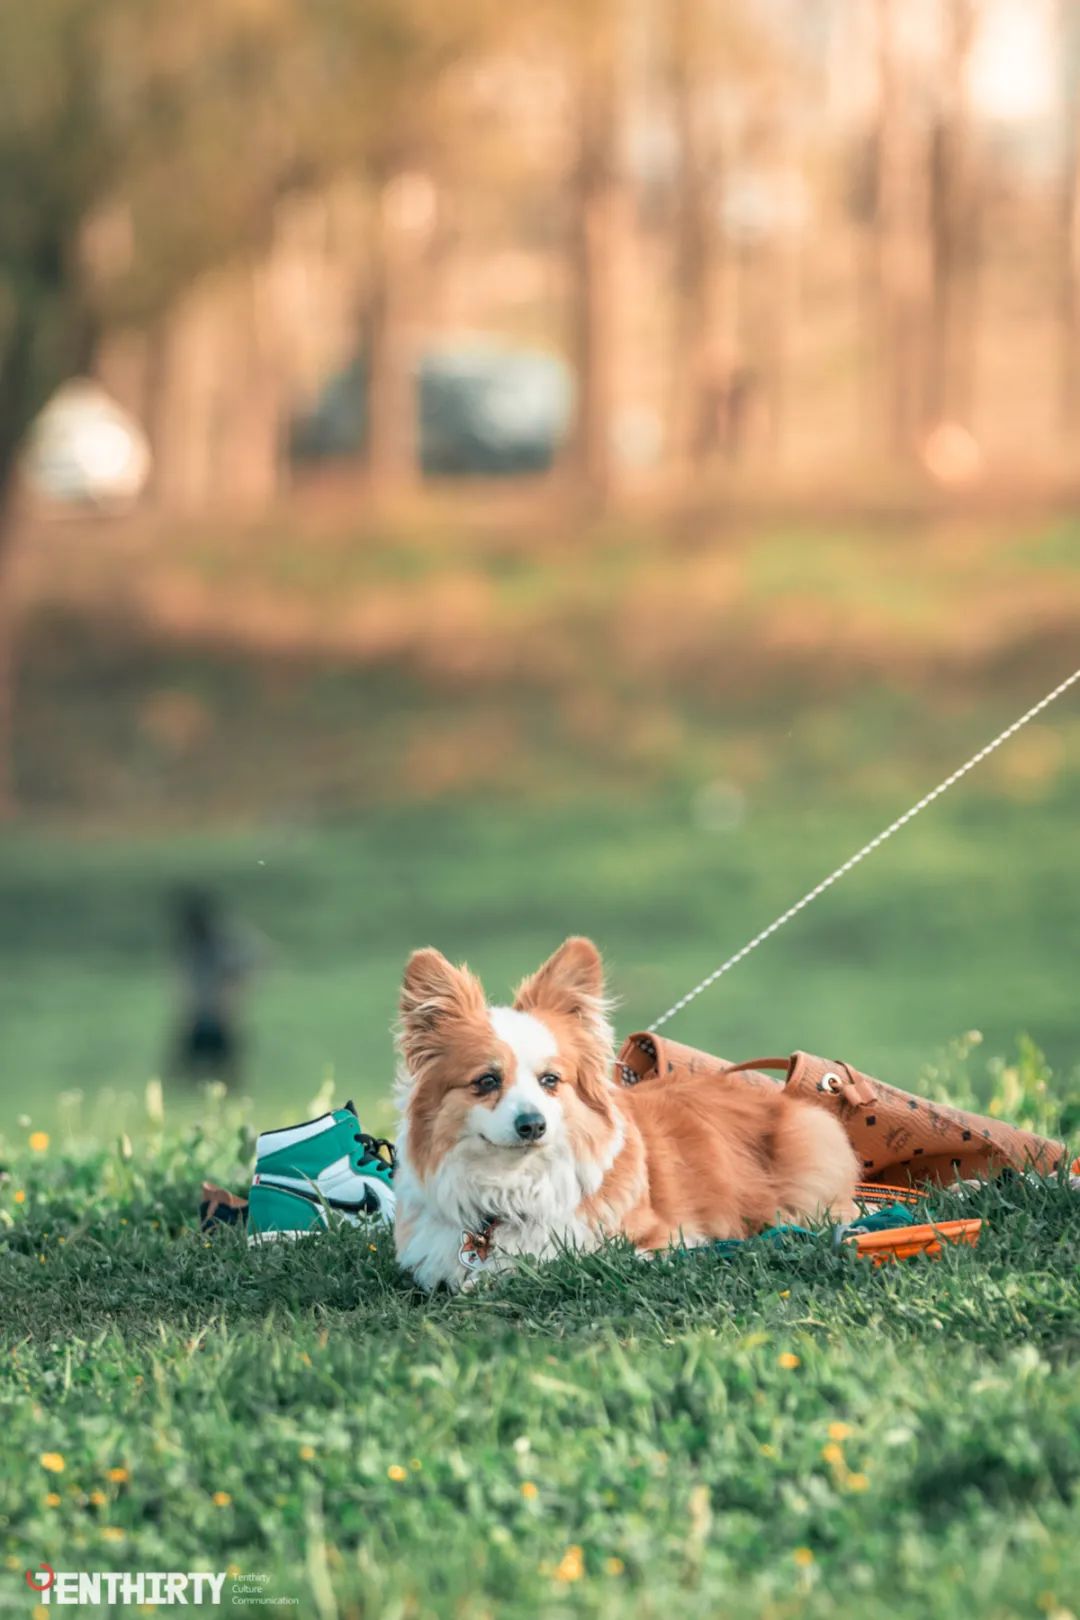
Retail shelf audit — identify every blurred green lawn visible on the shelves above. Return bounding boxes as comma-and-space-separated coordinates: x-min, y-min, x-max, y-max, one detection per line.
4, 507, 1078, 1140
3, 737, 1077, 1141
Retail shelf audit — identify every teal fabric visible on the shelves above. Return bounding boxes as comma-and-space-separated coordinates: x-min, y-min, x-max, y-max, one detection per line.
711, 1223, 815, 1257
708, 1202, 917, 1257
833, 1202, 917, 1247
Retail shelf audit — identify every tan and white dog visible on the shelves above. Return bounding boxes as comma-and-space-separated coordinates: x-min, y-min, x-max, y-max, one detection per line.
393, 937, 858, 1291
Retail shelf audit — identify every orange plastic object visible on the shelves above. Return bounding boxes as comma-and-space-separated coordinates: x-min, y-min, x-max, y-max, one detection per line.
846, 1217, 982, 1265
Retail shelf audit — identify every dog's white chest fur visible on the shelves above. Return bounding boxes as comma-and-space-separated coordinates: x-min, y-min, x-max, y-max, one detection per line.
394, 1128, 600, 1291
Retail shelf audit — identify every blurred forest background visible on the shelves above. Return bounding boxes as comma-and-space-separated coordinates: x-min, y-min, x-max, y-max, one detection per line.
1, 0, 1078, 1136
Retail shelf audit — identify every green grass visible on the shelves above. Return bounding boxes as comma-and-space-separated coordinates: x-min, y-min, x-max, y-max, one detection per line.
2, 1111, 1079, 1619
5, 506, 1080, 1615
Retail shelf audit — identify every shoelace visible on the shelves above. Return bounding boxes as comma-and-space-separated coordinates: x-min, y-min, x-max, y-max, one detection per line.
355, 1132, 397, 1175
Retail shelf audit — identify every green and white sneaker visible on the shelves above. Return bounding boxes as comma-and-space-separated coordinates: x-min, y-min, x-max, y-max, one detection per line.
248, 1100, 395, 1244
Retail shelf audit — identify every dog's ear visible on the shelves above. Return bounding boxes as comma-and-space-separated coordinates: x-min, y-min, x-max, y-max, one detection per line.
517, 938, 616, 1116
398, 948, 486, 1074
514, 936, 605, 1018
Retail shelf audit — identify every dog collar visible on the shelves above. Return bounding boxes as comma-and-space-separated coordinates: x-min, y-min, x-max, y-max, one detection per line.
459, 1213, 500, 1271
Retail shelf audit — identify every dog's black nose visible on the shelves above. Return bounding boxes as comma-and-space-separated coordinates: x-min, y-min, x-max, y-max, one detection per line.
515, 1111, 547, 1142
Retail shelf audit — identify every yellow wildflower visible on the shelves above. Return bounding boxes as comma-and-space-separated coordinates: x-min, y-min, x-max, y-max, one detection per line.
553, 1546, 584, 1583
387, 1464, 407, 1482
41, 1452, 65, 1473
101, 1527, 125, 1543
777, 1352, 800, 1370
299, 1445, 315, 1462
822, 1443, 845, 1466
520, 1481, 538, 1500
44, 1493, 61, 1508
13, 1190, 26, 1205
793, 1547, 814, 1567
212, 1491, 232, 1507
604, 1557, 625, 1576
828, 1422, 853, 1442
29, 1132, 49, 1153
846, 1473, 870, 1493
107, 1467, 129, 1484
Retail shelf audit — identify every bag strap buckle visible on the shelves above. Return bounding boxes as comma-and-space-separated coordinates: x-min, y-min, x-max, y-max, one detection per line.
812, 1060, 876, 1108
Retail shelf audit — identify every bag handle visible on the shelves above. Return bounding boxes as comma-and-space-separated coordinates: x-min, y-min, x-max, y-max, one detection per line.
722, 1056, 791, 1077
723, 1054, 876, 1109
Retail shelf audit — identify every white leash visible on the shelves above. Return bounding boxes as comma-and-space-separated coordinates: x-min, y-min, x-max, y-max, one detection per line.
650, 665, 1080, 1032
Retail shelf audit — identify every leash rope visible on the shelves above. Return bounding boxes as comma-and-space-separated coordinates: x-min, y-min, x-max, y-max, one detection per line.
650, 664, 1080, 1032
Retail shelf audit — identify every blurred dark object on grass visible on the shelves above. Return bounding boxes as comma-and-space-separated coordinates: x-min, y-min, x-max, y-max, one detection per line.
167, 888, 260, 1090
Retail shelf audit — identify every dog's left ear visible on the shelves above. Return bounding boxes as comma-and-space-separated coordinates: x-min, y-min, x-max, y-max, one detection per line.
514, 936, 605, 1017
516, 937, 615, 1114
515, 936, 613, 1051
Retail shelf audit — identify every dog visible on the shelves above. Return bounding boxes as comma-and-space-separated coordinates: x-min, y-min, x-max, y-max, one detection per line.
393, 936, 858, 1291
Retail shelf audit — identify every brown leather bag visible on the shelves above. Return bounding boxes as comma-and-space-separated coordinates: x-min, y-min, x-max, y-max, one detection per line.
616, 1031, 1066, 1186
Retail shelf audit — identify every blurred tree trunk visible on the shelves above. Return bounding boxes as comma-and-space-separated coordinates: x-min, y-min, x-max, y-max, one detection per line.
1061, 103, 1080, 434
928, 0, 980, 427
755, 106, 802, 465
217, 263, 286, 507
761, 224, 800, 464
144, 298, 211, 511
669, 0, 708, 473
0, 325, 30, 816
0, 274, 91, 817
871, 0, 932, 456
0, 496, 17, 820
365, 172, 423, 495
568, 11, 622, 506
145, 265, 286, 512
667, 0, 733, 476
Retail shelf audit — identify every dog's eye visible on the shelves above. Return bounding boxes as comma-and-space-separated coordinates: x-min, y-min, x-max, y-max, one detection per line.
539, 1072, 560, 1091
472, 1072, 501, 1096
